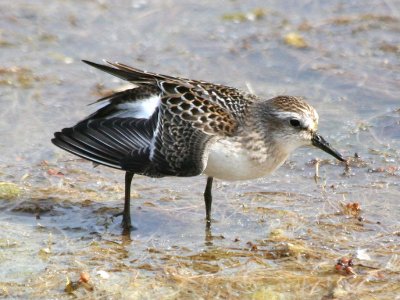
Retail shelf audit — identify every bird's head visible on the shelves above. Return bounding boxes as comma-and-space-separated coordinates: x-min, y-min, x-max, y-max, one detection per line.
259, 96, 345, 161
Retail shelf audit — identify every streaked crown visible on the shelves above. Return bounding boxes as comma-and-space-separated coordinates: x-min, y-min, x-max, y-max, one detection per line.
250, 95, 321, 155
268, 96, 319, 132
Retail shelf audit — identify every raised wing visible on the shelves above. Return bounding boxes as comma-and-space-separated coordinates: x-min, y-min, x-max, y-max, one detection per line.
52, 60, 255, 177
83, 60, 254, 127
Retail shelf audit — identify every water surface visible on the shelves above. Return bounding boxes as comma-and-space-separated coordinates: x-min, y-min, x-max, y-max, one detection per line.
0, 0, 399, 298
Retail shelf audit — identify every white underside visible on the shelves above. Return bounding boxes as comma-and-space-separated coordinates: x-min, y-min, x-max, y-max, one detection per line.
203, 139, 288, 181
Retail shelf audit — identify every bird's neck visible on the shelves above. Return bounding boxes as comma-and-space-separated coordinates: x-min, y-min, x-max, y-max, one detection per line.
235, 125, 290, 166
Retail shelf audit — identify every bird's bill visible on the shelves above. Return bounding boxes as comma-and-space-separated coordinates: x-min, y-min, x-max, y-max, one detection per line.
312, 132, 345, 161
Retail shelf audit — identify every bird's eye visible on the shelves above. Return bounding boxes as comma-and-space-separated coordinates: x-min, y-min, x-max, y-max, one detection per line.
289, 119, 301, 128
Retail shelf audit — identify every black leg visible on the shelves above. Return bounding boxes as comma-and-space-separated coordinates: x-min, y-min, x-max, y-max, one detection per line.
121, 171, 134, 231
204, 176, 214, 224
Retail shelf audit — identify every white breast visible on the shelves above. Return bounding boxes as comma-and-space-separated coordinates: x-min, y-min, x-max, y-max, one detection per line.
203, 138, 288, 181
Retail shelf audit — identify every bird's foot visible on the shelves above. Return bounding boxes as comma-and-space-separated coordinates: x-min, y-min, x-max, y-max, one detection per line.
113, 211, 123, 218
205, 219, 214, 245
121, 214, 132, 230
112, 211, 135, 233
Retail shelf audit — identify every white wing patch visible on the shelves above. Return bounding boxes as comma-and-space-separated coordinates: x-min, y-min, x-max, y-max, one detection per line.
116, 94, 161, 119
149, 109, 162, 160
93, 94, 161, 119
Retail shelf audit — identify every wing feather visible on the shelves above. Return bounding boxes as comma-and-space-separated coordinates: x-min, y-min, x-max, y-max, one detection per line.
53, 60, 256, 177
52, 115, 157, 172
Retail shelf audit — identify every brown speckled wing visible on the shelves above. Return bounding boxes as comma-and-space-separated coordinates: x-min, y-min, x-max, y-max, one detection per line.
69, 60, 255, 177
143, 77, 249, 176
159, 82, 238, 136
141, 108, 218, 177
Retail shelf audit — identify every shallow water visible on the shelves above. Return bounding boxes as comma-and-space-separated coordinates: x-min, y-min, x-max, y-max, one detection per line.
0, 0, 399, 299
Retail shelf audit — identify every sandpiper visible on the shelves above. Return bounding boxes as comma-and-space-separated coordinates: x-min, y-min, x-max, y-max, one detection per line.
52, 60, 345, 231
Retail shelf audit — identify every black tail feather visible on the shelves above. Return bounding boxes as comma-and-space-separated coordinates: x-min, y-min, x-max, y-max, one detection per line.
52, 117, 155, 172
52, 132, 122, 169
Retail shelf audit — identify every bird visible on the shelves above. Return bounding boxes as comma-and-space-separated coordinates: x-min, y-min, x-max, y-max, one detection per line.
52, 60, 345, 232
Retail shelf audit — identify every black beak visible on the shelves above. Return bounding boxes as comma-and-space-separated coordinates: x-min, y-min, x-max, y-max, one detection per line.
312, 132, 345, 162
